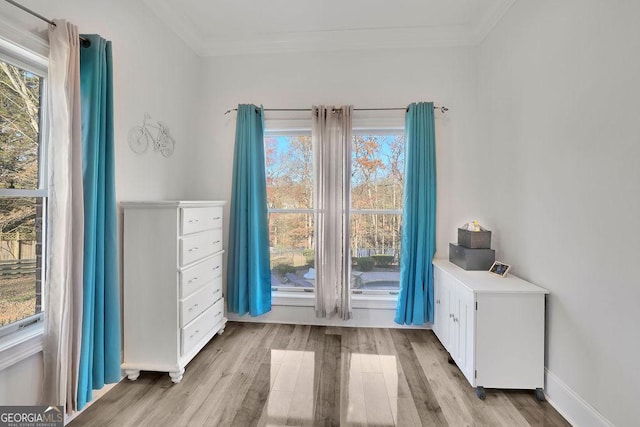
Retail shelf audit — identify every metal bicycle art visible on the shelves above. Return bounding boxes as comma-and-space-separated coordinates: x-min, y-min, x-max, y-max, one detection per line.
128, 113, 176, 157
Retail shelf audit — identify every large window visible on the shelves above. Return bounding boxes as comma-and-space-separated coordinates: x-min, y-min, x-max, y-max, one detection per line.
351, 132, 404, 295
0, 56, 47, 338
265, 129, 405, 297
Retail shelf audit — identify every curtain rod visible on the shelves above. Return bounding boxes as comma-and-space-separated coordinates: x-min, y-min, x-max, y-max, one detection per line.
224, 105, 449, 115
4, 0, 91, 47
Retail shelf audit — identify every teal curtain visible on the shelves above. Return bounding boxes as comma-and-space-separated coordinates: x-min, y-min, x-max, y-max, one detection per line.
77, 35, 120, 409
227, 104, 272, 316
395, 102, 437, 325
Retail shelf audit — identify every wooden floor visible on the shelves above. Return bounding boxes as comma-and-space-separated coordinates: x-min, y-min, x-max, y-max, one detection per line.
70, 322, 569, 426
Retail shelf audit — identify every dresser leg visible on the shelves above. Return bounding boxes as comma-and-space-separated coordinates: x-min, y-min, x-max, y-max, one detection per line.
218, 327, 225, 336
125, 369, 140, 381
169, 368, 185, 384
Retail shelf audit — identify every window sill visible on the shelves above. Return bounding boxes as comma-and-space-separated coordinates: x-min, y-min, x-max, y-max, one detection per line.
352, 294, 397, 310
272, 291, 315, 307
0, 324, 44, 371
272, 291, 397, 310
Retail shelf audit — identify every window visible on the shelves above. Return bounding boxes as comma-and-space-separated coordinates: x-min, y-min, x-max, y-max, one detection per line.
265, 128, 406, 299
0, 54, 47, 339
351, 132, 405, 296
265, 133, 315, 293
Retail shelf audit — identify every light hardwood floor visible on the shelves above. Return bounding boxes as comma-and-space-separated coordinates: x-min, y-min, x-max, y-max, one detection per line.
70, 322, 569, 426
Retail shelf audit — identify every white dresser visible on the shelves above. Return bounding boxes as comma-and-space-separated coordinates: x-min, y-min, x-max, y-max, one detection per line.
432, 259, 549, 400
121, 201, 227, 383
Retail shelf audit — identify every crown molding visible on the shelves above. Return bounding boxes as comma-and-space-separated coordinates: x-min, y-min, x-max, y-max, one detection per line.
472, 0, 518, 44
141, 0, 201, 53
143, 0, 518, 57
0, 13, 49, 60
200, 26, 478, 57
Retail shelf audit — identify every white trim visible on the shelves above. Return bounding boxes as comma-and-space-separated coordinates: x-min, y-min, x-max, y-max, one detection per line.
473, 0, 518, 44
0, 189, 48, 197
268, 208, 313, 214
143, 0, 515, 57
544, 368, 614, 427
351, 294, 397, 310
228, 305, 429, 329
0, 324, 44, 371
264, 120, 311, 134
351, 209, 402, 215
272, 292, 315, 307
0, 15, 48, 68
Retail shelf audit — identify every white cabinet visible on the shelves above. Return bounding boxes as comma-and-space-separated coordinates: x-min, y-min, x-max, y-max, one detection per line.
121, 201, 227, 384
433, 259, 549, 400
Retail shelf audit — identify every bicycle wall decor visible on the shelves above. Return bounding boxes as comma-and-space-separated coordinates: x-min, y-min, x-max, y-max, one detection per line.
128, 113, 176, 158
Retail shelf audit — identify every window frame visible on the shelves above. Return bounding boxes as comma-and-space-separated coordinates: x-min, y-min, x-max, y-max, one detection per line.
0, 38, 48, 354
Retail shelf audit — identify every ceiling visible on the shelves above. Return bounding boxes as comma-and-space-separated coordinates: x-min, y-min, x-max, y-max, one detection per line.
142, 0, 517, 56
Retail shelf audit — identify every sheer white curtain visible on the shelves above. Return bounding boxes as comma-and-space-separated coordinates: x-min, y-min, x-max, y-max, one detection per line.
312, 105, 352, 320
42, 20, 85, 413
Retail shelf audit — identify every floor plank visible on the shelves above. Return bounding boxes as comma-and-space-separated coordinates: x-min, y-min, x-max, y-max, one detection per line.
69, 322, 569, 427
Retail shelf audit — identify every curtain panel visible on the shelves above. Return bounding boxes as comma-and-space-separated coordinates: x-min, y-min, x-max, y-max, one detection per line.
227, 104, 272, 316
395, 102, 437, 325
76, 34, 121, 410
42, 19, 85, 414
312, 105, 352, 320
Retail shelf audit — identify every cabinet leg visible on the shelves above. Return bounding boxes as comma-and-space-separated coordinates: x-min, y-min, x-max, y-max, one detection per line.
169, 368, 185, 384
218, 327, 225, 336
534, 388, 545, 402
125, 369, 140, 381
476, 386, 486, 400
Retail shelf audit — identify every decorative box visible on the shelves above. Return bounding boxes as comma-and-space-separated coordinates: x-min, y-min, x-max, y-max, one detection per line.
458, 228, 492, 249
449, 243, 495, 271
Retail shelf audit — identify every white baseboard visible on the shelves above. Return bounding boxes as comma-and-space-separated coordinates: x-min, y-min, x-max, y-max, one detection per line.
545, 368, 613, 427
227, 305, 430, 329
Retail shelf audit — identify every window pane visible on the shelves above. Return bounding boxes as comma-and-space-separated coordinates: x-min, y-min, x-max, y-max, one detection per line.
265, 135, 313, 209
269, 212, 315, 292
0, 197, 44, 328
0, 60, 43, 190
351, 213, 402, 292
352, 134, 405, 210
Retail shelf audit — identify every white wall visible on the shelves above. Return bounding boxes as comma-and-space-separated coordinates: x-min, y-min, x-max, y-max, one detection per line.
0, 0, 200, 405
478, 1, 640, 425
190, 47, 486, 261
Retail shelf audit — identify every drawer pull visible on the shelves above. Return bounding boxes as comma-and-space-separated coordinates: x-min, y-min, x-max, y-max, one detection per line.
188, 219, 200, 223
213, 266, 220, 270
189, 329, 200, 339
188, 277, 199, 283
213, 216, 221, 220
188, 247, 199, 252
215, 311, 222, 317
189, 303, 199, 311
214, 289, 220, 294
213, 240, 221, 244
450, 313, 454, 318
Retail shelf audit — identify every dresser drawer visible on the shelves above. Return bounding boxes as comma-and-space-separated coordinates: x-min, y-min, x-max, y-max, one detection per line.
181, 299, 224, 356
181, 207, 223, 235
180, 253, 223, 299
180, 229, 222, 266
180, 283, 217, 327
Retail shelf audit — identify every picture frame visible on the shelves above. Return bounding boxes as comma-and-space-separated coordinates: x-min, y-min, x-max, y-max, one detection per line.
489, 261, 511, 277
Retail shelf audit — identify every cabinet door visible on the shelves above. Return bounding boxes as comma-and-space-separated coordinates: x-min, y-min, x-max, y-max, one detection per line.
454, 287, 475, 384
433, 268, 449, 348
